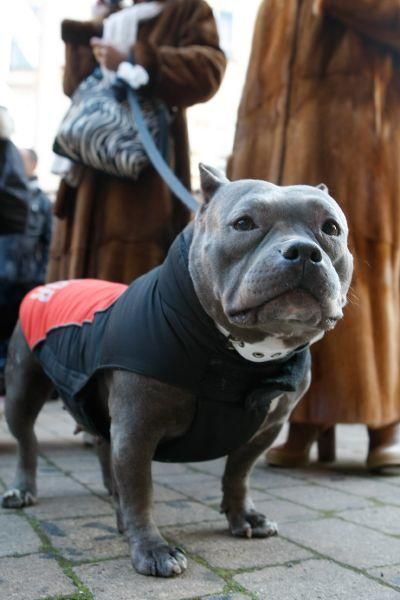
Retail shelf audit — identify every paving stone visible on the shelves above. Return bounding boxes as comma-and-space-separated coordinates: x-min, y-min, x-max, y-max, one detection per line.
0, 468, 22, 488
369, 565, 400, 589
313, 476, 400, 505
254, 497, 320, 524
163, 474, 278, 506
65, 480, 185, 503
0, 553, 76, 599
45, 450, 100, 475
164, 521, 312, 570
156, 474, 220, 501
187, 458, 226, 477
290, 449, 399, 486
285, 464, 367, 484
0, 452, 24, 468
153, 484, 190, 502
36, 472, 92, 498
166, 473, 303, 506
262, 464, 328, 483
201, 595, 248, 600
280, 517, 400, 569
25, 493, 113, 520
157, 472, 284, 509
202, 487, 271, 507
380, 474, 400, 488
152, 462, 194, 477
338, 505, 400, 536
72, 473, 111, 496
153, 472, 214, 491
235, 558, 400, 599
41, 514, 128, 562
0, 457, 50, 483
268, 483, 373, 512
155, 498, 220, 527
250, 464, 306, 490
0, 514, 41, 557
75, 557, 224, 600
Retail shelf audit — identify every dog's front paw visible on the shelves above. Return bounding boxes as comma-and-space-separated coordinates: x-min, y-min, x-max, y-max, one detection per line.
226, 508, 278, 539
2, 488, 37, 509
132, 543, 187, 577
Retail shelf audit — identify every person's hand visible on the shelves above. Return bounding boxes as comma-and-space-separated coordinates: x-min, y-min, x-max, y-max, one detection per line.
90, 37, 128, 71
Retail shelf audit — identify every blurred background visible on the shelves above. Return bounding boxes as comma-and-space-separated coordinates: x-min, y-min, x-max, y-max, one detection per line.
0, 0, 260, 193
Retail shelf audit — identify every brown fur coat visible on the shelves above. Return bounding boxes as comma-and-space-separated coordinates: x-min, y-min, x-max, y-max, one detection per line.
48, 0, 226, 283
229, 0, 400, 427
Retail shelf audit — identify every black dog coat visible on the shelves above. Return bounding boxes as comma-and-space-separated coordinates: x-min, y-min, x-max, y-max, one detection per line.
19, 228, 310, 462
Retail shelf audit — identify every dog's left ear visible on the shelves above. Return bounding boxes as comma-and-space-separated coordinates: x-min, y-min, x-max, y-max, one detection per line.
316, 183, 329, 194
199, 163, 230, 204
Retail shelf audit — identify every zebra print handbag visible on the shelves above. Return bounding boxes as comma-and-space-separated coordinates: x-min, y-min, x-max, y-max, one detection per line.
53, 69, 167, 180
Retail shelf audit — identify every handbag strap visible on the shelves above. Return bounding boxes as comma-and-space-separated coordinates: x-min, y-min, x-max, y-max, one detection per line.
126, 88, 199, 213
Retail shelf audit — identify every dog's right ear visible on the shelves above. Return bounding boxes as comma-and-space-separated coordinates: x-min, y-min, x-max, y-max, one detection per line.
199, 163, 230, 205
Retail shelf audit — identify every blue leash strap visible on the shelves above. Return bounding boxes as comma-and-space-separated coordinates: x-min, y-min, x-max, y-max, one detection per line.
126, 88, 199, 213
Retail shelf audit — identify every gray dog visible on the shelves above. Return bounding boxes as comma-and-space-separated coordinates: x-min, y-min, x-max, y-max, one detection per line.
2, 165, 353, 577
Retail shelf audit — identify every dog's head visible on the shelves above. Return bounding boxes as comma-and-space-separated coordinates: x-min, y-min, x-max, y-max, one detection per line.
189, 165, 353, 348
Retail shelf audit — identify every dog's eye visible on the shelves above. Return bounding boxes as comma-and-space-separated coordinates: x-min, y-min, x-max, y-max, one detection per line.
232, 216, 257, 231
322, 219, 341, 237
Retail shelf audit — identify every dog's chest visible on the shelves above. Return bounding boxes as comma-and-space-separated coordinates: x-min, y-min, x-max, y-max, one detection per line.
153, 348, 310, 463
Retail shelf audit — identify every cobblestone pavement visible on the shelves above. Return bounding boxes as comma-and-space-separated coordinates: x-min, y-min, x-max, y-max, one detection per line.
1, 402, 400, 599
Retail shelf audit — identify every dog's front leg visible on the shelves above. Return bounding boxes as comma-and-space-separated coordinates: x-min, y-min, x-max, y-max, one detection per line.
221, 420, 283, 538
222, 376, 310, 539
108, 372, 190, 577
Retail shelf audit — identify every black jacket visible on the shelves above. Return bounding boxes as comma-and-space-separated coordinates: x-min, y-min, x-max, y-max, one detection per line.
0, 178, 52, 285
0, 139, 29, 234
34, 228, 311, 462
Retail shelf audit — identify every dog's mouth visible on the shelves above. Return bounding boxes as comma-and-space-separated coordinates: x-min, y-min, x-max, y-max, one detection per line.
227, 289, 341, 330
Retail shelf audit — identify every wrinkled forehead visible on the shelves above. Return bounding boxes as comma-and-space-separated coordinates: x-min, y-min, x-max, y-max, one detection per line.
211, 180, 347, 228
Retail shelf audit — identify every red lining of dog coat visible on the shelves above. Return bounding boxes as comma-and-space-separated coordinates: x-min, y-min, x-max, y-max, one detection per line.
19, 279, 128, 350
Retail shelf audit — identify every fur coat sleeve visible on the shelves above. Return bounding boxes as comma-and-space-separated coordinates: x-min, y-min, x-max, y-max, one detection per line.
132, 0, 226, 107
323, 0, 400, 52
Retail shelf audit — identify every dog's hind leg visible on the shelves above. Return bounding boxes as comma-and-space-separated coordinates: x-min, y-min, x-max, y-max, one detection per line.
93, 436, 125, 531
111, 472, 125, 535
2, 323, 53, 508
94, 437, 113, 495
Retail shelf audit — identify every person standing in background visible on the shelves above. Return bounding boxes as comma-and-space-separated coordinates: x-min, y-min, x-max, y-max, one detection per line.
48, 0, 226, 284
19, 148, 53, 288
0, 148, 52, 394
229, 0, 400, 470
0, 108, 28, 234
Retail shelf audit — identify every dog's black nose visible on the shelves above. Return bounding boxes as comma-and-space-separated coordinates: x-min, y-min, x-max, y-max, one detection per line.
281, 241, 322, 264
